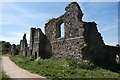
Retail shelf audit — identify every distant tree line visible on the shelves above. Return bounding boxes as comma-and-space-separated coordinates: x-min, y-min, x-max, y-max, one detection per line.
0, 41, 20, 55
0, 41, 11, 54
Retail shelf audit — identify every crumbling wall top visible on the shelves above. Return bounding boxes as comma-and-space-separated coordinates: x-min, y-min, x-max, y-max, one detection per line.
23, 33, 26, 39
65, 2, 83, 21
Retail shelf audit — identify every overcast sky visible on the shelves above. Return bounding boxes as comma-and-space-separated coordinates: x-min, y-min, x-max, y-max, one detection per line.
1, 2, 118, 45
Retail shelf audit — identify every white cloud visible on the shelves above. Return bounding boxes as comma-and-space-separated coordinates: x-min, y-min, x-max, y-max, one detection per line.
0, 31, 30, 44
2, 2, 118, 46
2, 2, 58, 30
4, 3, 29, 14
100, 19, 118, 32
2, 2, 57, 44
3, 3, 57, 20
101, 25, 117, 32
8, 32, 30, 44
105, 41, 118, 46
0, 35, 21, 45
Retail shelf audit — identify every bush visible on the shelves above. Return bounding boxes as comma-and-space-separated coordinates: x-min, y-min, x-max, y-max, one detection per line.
65, 58, 78, 69
77, 62, 96, 70
28, 56, 35, 61
0, 41, 11, 55
66, 58, 96, 70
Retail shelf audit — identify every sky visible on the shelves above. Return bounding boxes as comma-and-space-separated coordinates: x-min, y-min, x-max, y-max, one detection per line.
0, 2, 118, 45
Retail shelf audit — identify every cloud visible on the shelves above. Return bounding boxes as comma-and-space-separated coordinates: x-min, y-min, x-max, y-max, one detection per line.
2, 2, 58, 44
0, 35, 21, 45
2, 2, 118, 46
3, 2, 57, 20
2, 2, 58, 30
0, 32, 30, 44
4, 3, 29, 14
100, 22, 118, 45
105, 41, 118, 46
100, 19, 118, 32
101, 25, 117, 32
10, 32, 30, 44
104, 37, 118, 45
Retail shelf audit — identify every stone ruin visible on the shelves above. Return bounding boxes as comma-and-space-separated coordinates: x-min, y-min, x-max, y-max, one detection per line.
9, 2, 120, 64
19, 33, 28, 56
28, 28, 52, 59
9, 44, 17, 55
45, 2, 106, 63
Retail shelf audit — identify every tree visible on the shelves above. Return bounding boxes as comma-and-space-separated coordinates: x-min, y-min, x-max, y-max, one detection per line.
0, 41, 11, 54
16, 45, 20, 52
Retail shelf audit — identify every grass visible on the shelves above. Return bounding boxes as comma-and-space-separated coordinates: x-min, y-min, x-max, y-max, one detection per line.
9, 55, 120, 79
2, 72, 10, 80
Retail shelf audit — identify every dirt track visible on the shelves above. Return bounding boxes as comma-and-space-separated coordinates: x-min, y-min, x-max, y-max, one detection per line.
2, 56, 49, 80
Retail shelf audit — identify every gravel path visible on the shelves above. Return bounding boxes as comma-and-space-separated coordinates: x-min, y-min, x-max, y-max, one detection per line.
2, 56, 49, 80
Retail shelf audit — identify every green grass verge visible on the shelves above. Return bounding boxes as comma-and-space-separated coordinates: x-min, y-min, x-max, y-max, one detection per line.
9, 55, 120, 79
2, 72, 10, 80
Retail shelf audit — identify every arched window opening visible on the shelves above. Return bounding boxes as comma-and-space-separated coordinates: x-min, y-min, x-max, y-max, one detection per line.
61, 23, 64, 37
56, 21, 65, 38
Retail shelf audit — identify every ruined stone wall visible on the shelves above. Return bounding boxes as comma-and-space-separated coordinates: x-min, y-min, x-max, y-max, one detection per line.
11, 2, 119, 64
9, 44, 17, 55
32, 28, 41, 58
29, 28, 36, 55
29, 28, 52, 59
20, 40, 23, 51
45, 2, 106, 62
19, 33, 28, 56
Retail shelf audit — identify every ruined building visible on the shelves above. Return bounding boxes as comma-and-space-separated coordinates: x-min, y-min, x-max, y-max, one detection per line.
28, 28, 52, 59
19, 33, 28, 56
9, 44, 17, 55
45, 2, 106, 63
10, 2, 120, 64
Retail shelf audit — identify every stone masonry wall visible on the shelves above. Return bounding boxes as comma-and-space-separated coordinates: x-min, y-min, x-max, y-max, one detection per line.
45, 2, 106, 62
19, 33, 28, 56
9, 44, 17, 55
29, 28, 52, 59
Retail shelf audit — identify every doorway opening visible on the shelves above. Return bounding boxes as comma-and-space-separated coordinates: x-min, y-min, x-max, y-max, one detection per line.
35, 52, 37, 59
